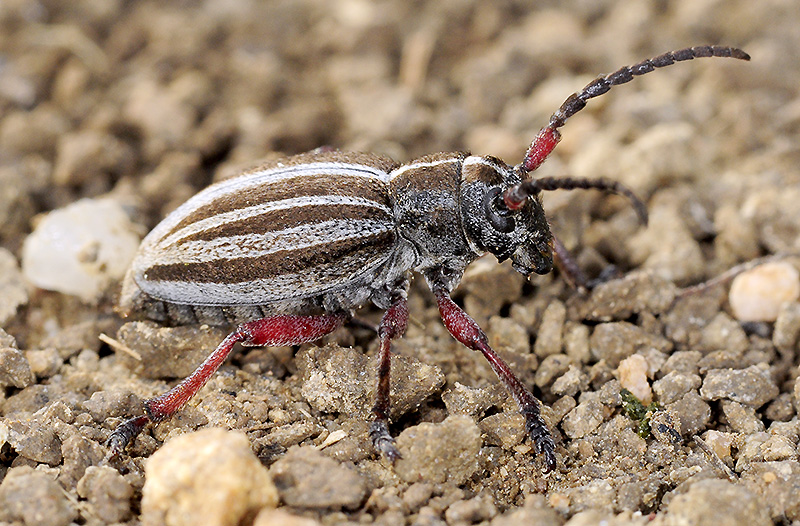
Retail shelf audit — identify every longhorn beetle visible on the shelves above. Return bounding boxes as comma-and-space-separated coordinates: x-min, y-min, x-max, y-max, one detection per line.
108, 45, 749, 472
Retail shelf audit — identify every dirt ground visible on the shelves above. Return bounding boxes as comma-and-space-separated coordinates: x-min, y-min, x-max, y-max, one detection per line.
2, 1, 800, 525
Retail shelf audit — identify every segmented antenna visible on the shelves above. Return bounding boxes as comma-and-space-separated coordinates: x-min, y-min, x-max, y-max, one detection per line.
503, 45, 750, 211
506, 176, 649, 225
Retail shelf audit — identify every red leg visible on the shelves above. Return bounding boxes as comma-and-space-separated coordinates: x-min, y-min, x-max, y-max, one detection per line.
432, 286, 556, 472
107, 312, 345, 456
369, 295, 409, 461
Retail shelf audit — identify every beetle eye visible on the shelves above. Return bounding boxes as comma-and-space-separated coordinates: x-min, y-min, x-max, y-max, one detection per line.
483, 187, 516, 233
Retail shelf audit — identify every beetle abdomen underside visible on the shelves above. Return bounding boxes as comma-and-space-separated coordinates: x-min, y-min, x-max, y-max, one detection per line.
128, 152, 399, 307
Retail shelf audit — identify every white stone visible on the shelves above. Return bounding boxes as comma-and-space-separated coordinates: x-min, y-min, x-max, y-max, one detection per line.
22, 198, 140, 301
729, 262, 800, 322
617, 354, 652, 405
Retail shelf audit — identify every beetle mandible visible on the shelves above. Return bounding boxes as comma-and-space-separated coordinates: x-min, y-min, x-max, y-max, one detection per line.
108, 45, 749, 472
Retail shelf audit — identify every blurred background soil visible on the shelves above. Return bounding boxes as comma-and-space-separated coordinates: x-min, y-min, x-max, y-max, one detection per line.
1, 1, 800, 525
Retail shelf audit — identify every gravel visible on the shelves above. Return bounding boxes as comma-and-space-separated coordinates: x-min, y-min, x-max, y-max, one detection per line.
270, 446, 366, 510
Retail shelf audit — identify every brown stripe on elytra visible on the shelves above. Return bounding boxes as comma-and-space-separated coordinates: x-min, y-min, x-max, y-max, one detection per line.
245, 150, 399, 176
143, 230, 395, 284
169, 203, 393, 245
163, 174, 391, 241
390, 153, 465, 197
460, 156, 509, 185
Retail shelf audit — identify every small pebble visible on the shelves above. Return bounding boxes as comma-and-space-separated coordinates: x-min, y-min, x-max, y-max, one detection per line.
77, 466, 134, 523
441, 382, 495, 417
696, 312, 749, 354
760, 434, 796, 461
561, 399, 604, 439
736, 432, 770, 469
550, 395, 578, 422
617, 354, 652, 404
0, 419, 63, 466
567, 270, 678, 321
394, 415, 481, 485
720, 400, 765, 434
0, 346, 33, 389
53, 129, 135, 186
661, 350, 701, 376
663, 293, 725, 347
665, 392, 711, 436
764, 393, 795, 422
793, 376, 800, 416
774, 302, 800, 351
700, 365, 779, 408
652, 372, 701, 405
444, 494, 497, 524
489, 315, 530, 354
460, 257, 525, 325
551, 365, 589, 397
564, 480, 616, 515
260, 421, 324, 449
479, 412, 525, 449
533, 301, 566, 357
661, 479, 770, 526
270, 446, 366, 509
25, 348, 63, 378
59, 433, 106, 488
563, 322, 591, 363
628, 200, 706, 284
729, 262, 800, 322
534, 353, 572, 387
115, 321, 229, 378
702, 430, 735, 465
590, 321, 672, 367
21, 198, 141, 301
0, 466, 77, 526
299, 343, 444, 420
491, 494, 562, 526
402, 483, 434, 513
142, 428, 278, 526
739, 462, 800, 522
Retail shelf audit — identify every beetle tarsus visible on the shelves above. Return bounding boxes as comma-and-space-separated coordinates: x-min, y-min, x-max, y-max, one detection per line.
370, 420, 402, 461
106, 415, 149, 457
523, 406, 557, 473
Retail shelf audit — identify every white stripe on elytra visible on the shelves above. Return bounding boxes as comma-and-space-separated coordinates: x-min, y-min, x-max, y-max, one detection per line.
462, 155, 504, 173
389, 156, 461, 180
147, 163, 392, 241
140, 250, 390, 305
139, 218, 392, 267
151, 195, 392, 251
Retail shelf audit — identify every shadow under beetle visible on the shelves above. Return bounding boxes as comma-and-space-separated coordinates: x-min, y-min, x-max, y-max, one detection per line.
109, 45, 749, 473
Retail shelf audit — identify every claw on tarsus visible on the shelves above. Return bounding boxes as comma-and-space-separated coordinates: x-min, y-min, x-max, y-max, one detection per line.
523, 407, 557, 473
370, 420, 402, 462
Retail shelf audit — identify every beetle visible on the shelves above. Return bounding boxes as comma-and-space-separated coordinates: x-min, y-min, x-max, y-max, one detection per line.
108, 45, 749, 472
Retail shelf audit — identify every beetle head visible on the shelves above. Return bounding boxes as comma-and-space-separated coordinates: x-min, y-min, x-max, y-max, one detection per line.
460, 156, 553, 276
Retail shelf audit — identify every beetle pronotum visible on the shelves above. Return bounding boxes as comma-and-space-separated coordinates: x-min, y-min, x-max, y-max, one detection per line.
108, 45, 749, 472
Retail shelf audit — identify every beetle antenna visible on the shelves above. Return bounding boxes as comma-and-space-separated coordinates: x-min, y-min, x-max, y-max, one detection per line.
505, 176, 649, 225
503, 46, 750, 211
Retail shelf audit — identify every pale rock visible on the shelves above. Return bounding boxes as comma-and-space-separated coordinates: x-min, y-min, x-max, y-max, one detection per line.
22, 198, 141, 301
729, 262, 800, 322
